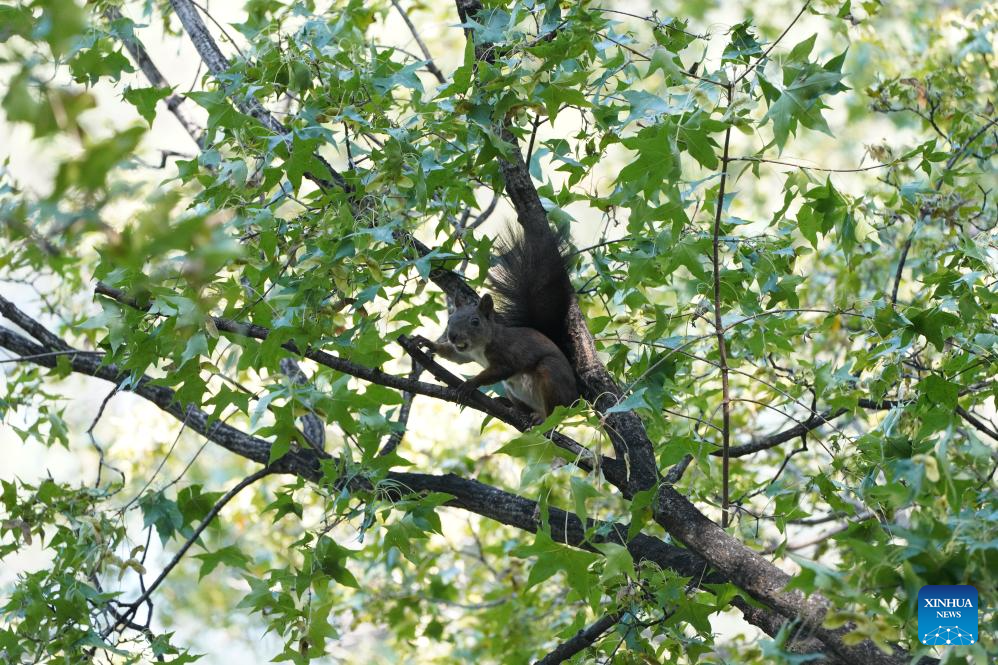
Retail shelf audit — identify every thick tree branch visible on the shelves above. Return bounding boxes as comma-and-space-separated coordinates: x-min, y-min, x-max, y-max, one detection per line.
93, 283, 491, 412
653, 486, 916, 665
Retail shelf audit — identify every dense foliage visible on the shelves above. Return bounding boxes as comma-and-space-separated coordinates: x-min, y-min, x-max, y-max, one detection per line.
0, 0, 995, 663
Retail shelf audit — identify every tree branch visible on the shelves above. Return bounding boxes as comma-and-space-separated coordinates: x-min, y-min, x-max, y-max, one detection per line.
653, 485, 914, 665
534, 611, 621, 665
0, 304, 825, 654
167, 0, 346, 191
92, 282, 490, 413
454, 0, 659, 495
104, 6, 205, 148
891, 115, 998, 303
108, 466, 272, 634
712, 83, 734, 526
93, 282, 614, 480
389, 0, 445, 83
956, 406, 998, 442
722, 408, 846, 458
446, 9, 920, 662
734, 1, 812, 84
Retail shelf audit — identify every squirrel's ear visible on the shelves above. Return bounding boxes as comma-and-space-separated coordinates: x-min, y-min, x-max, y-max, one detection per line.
478, 294, 494, 317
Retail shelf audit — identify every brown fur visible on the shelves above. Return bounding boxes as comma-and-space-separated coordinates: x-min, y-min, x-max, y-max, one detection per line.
413, 295, 577, 423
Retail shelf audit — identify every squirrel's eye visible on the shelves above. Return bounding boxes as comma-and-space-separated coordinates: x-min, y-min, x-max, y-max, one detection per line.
471, 318, 480, 326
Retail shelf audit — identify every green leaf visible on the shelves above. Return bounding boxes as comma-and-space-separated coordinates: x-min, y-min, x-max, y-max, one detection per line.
722, 22, 763, 64
180, 332, 209, 366
570, 476, 600, 523
123, 86, 171, 126
787, 34, 817, 63
139, 491, 185, 544
195, 545, 252, 579
918, 375, 959, 408
606, 388, 649, 414
594, 542, 635, 583
648, 46, 684, 83
315, 535, 359, 588
908, 307, 960, 351
268, 437, 292, 464
512, 530, 598, 599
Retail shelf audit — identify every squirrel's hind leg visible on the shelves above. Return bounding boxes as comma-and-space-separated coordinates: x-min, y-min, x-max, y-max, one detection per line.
505, 393, 544, 425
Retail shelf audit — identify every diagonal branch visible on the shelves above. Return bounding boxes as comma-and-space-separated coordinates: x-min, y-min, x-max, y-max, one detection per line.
104, 6, 205, 148
534, 611, 622, 665
164, 0, 479, 309
722, 408, 846, 457
956, 406, 998, 443
167, 0, 346, 191
108, 466, 272, 635
534, 612, 624, 665
653, 485, 915, 665
92, 282, 482, 408
733, 1, 812, 84
389, 0, 446, 83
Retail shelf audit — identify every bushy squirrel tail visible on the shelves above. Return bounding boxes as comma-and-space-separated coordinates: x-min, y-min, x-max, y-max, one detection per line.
490, 224, 574, 354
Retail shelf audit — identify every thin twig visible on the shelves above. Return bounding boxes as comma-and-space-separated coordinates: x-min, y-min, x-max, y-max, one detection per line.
379, 362, 423, 456
712, 83, 734, 527
730, 156, 900, 173
103, 7, 205, 147
87, 386, 125, 487
526, 112, 542, 167
891, 115, 998, 303
389, 0, 446, 83
956, 406, 998, 443
187, 0, 247, 60
108, 467, 271, 635
0, 349, 103, 364
733, 1, 812, 84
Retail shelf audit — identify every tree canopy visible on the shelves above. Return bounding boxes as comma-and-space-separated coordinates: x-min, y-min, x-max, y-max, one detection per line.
0, 0, 995, 663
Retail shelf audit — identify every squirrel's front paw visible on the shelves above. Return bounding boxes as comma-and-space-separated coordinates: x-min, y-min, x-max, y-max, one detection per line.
408, 335, 436, 357
409, 335, 431, 348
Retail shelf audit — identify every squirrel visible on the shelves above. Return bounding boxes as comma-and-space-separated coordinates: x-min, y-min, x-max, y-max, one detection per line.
412, 223, 578, 424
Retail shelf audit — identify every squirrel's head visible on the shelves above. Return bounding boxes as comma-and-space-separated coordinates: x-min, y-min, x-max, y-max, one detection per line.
445, 293, 496, 351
